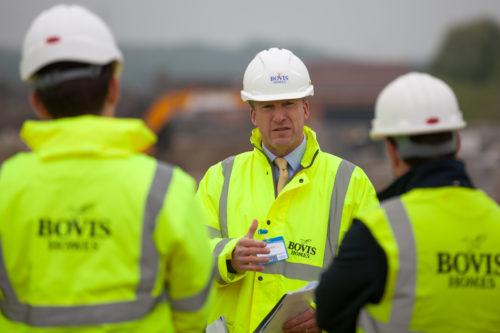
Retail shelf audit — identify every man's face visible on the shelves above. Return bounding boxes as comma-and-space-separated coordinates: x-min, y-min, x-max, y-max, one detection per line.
250, 98, 310, 157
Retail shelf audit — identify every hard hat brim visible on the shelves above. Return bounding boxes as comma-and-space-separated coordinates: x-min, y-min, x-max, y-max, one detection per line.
370, 121, 467, 140
241, 86, 314, 102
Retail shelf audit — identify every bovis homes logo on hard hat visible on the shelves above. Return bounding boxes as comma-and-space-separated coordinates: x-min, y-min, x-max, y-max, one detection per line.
270, 72, 289, 84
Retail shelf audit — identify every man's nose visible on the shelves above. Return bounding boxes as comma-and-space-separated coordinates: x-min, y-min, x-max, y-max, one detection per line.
272, 106, 286, 121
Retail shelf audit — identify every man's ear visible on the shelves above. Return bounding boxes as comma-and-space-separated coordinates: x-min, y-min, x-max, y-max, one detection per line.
250, 108, 257, 126
302, 100, 310, 120
385, 139, 400, 168
106, 76, 120, 105
454, 132, 461, 156
385, 139, 410, 177
29, 92, 51, 120
100, 76, 121, 117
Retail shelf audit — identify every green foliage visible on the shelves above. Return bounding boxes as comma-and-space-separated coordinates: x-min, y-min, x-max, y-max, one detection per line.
430, 19, 500, 83
429, 19, 500, 122
442, 77, 500, 122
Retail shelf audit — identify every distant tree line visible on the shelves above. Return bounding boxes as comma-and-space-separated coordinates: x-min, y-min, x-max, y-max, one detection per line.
429, 19, 500, 122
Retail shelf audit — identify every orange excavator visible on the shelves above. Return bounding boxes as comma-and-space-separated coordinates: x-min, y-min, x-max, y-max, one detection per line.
144, 89, 246, 134
143, 89, 247, 153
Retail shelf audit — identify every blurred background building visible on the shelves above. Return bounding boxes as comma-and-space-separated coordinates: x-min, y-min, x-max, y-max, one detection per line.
1, 0, 499, 202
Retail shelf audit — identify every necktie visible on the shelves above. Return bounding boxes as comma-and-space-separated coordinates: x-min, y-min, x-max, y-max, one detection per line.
274, 157, 289, 194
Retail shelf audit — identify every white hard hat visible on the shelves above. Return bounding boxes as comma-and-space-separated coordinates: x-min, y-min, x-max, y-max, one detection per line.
370, 72, 466, 139
241, 48, 314, 102
20, 4, 123, 82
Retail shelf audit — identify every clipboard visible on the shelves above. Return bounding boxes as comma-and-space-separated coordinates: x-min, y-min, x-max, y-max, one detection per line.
206, 316, 228, 333
253, 281, 318, 333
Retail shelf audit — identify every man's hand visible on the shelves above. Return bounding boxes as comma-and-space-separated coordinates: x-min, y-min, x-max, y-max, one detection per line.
282, 307, 320, 333
230, 219, 270, 273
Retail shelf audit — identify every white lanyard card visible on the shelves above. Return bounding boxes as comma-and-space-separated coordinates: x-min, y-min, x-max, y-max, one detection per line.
257, 236, 289, 265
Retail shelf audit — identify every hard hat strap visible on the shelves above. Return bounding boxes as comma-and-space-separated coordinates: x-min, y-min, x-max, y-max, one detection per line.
32, 66, 103, 90
394, 134, 457, 159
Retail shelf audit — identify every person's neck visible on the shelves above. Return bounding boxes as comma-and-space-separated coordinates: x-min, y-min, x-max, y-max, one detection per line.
100, 104, 115, 118
265, 137, 304, 158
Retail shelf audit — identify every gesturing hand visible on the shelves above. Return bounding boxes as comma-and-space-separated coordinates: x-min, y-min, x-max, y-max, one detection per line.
230, 219, 270, 273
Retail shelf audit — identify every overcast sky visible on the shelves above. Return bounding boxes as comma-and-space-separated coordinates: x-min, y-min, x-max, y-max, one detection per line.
1, 0, 500, 63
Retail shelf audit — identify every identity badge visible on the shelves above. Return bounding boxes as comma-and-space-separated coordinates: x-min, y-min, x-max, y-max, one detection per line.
257, 236, 289, 265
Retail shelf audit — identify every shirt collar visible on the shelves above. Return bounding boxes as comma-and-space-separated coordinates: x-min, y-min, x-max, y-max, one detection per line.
262, 134, 307, 172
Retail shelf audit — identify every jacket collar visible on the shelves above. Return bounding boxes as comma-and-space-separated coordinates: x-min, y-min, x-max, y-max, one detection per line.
21, 115, 156, 160
378, 158, 475, 201
250, 126, 320, 167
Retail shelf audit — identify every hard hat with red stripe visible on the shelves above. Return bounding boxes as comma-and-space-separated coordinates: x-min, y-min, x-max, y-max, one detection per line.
20, 4, 123, 82
370, 72, 466, 139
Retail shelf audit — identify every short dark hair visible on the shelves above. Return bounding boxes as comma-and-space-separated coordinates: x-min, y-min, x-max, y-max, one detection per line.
33, 61, 115, 119
388, 131, 456, 168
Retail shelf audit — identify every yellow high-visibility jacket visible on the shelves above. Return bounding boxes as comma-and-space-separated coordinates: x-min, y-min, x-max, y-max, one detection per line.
196, 126, 378, 332
0, 115, 214, 332
358, 187, 500, 333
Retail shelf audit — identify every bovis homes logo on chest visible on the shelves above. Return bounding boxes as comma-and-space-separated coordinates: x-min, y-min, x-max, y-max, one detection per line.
437, 234, 499, 289
288, 238, 317, 259
37, 203, 111, 251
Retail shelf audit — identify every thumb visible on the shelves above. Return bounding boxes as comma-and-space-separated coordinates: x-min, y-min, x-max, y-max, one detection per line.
245, 219, 259, 239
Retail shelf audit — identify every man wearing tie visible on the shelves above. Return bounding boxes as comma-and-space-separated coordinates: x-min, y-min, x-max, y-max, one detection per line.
196, 48, 378, 333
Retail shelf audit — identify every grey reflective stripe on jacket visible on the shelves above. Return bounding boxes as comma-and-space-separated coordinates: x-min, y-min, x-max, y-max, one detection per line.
207, 156, 236, 284
207, 155, 236, 285
207, 225, 223, 238
219, 155, 236, 238
323, 160, 356, 268
213, 156, 355, 282
264, 261, 322, 281
166, 264, 217, 312
212, 237, 234, 284
0, 162, 209, 327
358, 197, 418, 333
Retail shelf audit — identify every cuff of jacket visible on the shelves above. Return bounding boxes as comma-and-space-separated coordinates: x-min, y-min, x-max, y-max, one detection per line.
215, 237, 247, 285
